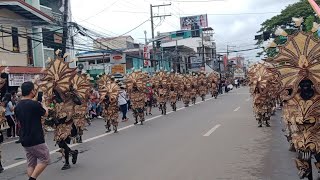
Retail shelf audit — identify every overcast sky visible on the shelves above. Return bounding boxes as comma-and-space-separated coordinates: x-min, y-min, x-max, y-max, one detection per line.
71, 0, 299, 61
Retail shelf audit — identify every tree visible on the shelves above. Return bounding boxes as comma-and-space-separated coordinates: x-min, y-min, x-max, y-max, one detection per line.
256, 0, 320, 58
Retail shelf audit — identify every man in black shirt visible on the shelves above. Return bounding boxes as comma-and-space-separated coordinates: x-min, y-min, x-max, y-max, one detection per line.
14, 82, 49, 180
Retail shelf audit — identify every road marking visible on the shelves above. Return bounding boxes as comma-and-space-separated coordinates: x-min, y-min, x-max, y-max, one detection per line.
234, 107, 241, 111
246, 98, 250, 102
4, 97, 218, 170
203, 124, 221, 137
2, 139, 18, 145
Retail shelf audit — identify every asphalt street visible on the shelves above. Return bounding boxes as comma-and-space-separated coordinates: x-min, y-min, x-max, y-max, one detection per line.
0, 87, 300, 180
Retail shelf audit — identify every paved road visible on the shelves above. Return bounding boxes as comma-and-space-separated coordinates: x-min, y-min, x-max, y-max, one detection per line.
0, 87, 300, 180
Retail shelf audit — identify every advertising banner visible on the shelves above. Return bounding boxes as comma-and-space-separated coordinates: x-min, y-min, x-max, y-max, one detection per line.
180, 14, 208, 30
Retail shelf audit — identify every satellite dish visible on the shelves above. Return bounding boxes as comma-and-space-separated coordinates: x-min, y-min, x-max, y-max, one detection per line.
77, 63, 84, 70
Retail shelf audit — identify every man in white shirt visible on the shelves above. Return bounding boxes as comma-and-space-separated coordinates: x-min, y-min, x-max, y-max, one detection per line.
118, 86, 128, 122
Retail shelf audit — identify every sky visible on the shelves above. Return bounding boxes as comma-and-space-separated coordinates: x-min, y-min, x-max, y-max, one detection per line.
71, 0, 300, 62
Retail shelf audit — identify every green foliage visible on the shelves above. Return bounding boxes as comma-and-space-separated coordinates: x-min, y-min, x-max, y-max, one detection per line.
258, 0, 320, 33
256, 0, 320, 58
305, 15, 315, 32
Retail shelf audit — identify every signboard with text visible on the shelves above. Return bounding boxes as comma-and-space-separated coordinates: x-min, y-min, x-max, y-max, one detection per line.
110, 54, 126, 64
111, 64, 126, 74
8, 74, 44, 87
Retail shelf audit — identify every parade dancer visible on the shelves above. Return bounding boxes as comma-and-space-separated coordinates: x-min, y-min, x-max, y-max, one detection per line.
182, 75, 191, 107
190, 77, 198, 104
198, 72, 208, 101
260, 19, 320, 179
41, 52, 90, 170
126, 71, 146, 125
248, 62, 276, 127
100, 82, 120, 133
168, 72, 178, 111
208, 72, 219, 99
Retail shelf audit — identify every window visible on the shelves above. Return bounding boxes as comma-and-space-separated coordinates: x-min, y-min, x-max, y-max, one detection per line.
27, 37, 34, 65
126, 58, 133, 69
12, 27, 19, 52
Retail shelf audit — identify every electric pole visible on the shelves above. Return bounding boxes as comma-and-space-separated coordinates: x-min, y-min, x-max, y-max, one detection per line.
61, 0, 69, 59
201, 28, 205, 71
150, 3, 171, 72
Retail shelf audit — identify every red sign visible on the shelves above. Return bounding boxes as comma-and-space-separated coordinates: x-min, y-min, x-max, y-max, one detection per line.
113, 55, 122, 60
143, 45, 150, 67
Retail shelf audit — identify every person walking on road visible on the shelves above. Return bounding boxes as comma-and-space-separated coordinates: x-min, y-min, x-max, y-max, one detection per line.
145, 83, 153, 116
14, 81, 49, 180
119, 85, 128, 122
4, 93, 15, 138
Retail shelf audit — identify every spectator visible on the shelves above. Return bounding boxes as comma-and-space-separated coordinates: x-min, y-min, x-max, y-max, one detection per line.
14, 81, 49, 180
4, 93, 15, 138
118, 85, 128, 122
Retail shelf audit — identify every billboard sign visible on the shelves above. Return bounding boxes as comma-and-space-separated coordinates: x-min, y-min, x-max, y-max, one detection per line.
110, 54, 126, 64
111, 64, 126, 74
180, 14, 208, 30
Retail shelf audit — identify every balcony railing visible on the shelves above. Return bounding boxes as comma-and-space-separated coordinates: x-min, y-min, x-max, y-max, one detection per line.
40, 5, 63, 22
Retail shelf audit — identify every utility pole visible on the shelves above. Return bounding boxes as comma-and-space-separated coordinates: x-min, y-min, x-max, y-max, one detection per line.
150, 3, 171, 72
61, 0, 69, 59
201, 28, 205, 71
175, 40, 178, 73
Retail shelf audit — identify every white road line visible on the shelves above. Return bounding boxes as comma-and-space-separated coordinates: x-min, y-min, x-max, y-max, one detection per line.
4, 97, 217, 170
234, 107, 241, 112
246, 98, 250, 102
2, 139, 18, 145
203, 124, 221, 137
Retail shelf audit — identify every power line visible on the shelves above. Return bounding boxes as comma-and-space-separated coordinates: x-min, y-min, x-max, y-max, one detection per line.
110, 11, 280, 16
79, 0, 121, 22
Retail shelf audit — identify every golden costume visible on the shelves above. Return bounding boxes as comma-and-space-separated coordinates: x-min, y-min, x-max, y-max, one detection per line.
99, 81, 120, 133
260, 19, 320, 179
41, 51, 91, 170
182, 75, 192, 107
126, 71, 146, 125
153, 71, 169, 115
197, 71, 208, 101
208, 71, 219, 99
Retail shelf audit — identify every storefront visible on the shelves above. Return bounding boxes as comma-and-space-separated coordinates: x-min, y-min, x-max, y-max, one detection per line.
0, 67, 45, 94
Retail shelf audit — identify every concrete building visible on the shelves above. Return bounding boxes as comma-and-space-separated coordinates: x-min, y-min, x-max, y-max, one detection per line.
0, 0, 75, 89
94, 36, 135, 50
76, 41, 148, 77
158, 28, 216, 73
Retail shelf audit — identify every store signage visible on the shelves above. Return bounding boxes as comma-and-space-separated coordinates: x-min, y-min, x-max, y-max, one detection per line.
110, 54, 126, 64
111, 64, 126, 74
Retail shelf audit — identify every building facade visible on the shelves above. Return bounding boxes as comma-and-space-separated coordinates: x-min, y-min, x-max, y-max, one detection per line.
0, 0, 74, 89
